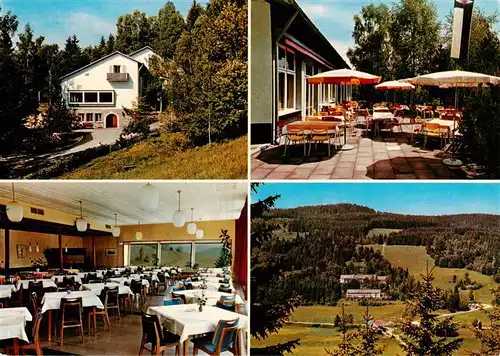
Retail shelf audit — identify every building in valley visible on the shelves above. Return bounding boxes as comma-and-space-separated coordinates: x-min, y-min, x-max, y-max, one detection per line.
250, 0, 350, 144
340, 274, 388, 284
346, 289, 382, 299
60, 47, 158, 129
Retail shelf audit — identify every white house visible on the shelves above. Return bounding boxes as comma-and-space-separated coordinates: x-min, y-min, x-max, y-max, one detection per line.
340, 274, 388, 284
346, 289, 382, 299
60, 46, 158, 129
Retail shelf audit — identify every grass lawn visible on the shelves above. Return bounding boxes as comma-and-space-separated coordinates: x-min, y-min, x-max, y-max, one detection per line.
367, 245, 498, 303
251, 324, 402, 355
290, 303, 406, 325
61, 134, 247, 179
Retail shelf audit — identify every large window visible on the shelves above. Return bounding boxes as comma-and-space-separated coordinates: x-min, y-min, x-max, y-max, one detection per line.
195, 243, 224, 268
278, 46, 295, 111
130, 244, 158, 267
160, 243, 192, 267
69, 91, 114, 105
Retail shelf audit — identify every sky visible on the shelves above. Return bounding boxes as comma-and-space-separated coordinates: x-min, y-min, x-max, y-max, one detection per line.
298, 0, 500, 66
0, 0, 206, 46
252, 183, 500, 215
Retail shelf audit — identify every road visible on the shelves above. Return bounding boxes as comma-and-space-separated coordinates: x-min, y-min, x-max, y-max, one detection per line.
49, 128, 123, 158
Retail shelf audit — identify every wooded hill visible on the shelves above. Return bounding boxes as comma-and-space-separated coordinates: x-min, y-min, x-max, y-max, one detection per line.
257, 203, 500, 305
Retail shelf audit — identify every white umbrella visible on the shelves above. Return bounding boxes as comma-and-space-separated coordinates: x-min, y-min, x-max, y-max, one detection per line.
307, 68, 381, 85
408, 70, 500, 87
375, 81, 415, 90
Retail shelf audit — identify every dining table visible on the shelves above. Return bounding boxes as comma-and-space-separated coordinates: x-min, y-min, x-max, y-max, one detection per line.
51, 275, 83, 284
0, 284, 17, 299
41, 290, 104, 341
190, 281, 234, 292
18, 279, 58, 290
108, 277, 150, 288
0, 307, 33, 355
146, 304, 248, 356
82, 282, 132, 296
171, 290, 244, 305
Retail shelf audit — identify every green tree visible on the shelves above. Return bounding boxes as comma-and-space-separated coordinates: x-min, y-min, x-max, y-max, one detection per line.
116, 10, 156, 54
60, 35, 88, 75
106, 33, 115, 54
122, 97, 155, 136
153, 1, 184, 59
398, 267, 463, 355
326, 304, 358, 356
186, 0, 204, 31
469, 286, 500, 355
250, 183, 300, 355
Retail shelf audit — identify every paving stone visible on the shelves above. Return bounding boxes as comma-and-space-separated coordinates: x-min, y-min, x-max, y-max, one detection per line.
287, 168, 314, 179
266, 171, 293, 179
273, 165, 298, 172
308, 174, 332, 180
313, 165, 335, 175
252, 168, 274, 179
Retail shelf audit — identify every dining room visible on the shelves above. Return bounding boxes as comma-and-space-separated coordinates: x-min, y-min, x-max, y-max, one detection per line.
0, 181, 249, 355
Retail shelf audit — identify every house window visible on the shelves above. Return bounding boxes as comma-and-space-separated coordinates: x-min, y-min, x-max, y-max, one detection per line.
69, 92, 83, 103
78, 113, 85, 121
130, 244, 158, 267
95, 113, 102, 122
99, 92, 113, 103
113, 65, 121, 73
84, 92, 98, 103
194, 243, 224, 268
86, 113, 93, 122
278, 46, 295, 111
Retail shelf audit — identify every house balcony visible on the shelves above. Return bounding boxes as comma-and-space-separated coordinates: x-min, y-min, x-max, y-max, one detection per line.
107, 73, 129, 82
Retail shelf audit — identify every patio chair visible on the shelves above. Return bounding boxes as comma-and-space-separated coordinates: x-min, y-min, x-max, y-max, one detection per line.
305, 116, 321, 121
308, 124, 334, 156
87, 288, 111, 336
6, 312, 43, 356
139, 313, 180, 356
59, 296, 84, 346
355, 109, 372, 135
422, 123, 449, 149
163, 298, 182, 306
191, 318, 240, 356
283, 126, 307, 156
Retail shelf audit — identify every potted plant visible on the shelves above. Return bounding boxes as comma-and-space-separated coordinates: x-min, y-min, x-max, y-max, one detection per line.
30, 255, 48, 272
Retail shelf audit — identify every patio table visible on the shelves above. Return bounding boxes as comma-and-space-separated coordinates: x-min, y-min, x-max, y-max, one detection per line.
18, 279, 57, 290
41, 290, 104, 341
0, 307, 33, 354
146, 305, 248, 356
51, 275, 83, 284
171, 290, 244, 305
82, 282, 132, 296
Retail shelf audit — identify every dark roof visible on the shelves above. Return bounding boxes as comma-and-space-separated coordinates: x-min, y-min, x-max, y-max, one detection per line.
269, 0, 350, 69
60, 51, 141, 80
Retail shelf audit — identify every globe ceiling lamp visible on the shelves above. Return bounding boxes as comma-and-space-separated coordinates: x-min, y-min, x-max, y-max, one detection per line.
6, 183, 23, 223
140, 183, 159, 212
112, 213, 121, 237
136, 221, 143, 241
196, 218, 204, 239
172, 190, 186, 227
75, 200, 88, 232
187, 208, 197, 235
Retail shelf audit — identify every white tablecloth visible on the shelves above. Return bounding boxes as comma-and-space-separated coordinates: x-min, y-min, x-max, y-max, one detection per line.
131, 274, 159, 282
0, 285, 16, 299
172, 290, 244, 306
82, 283, 132, 296
146, 305, 248, 343
51, 275, 83, 284
372, 111, 394, 121
108, 277, 150, 287
0, 307, 32, 342
191, 281, 234, 292
41, 291, 104, 313
77, 272, 103, 280
202, 276, 231, 284
18, 279, 57, 290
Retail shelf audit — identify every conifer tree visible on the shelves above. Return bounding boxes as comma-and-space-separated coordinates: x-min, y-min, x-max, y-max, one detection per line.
399, 267, 463, 355
469, 286, 500, 355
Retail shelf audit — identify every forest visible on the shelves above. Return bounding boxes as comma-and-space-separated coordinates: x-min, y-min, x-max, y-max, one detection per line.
0, 0, 247, 154
256, 203, 500, 305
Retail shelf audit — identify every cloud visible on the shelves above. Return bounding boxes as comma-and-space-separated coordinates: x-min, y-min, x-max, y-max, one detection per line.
329, 39, 354, 68
300, 1, 356, 29
64, 11, 116, 45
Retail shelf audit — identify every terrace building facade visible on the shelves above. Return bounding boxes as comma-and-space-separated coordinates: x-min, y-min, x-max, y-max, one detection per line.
60, 47, 158, 129
346, 289, 382, 299
250, 0, 350, 144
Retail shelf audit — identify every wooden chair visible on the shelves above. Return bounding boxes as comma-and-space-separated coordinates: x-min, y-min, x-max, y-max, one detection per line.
130, 279, 145, 310
6, 312, 43, 356
283, 126, 307, 156
59, 296, 84, 346
215, 299, 236, 312
156, 273, 167, 293
87, 288, 111, 336
191, 318, 240, 356
172, 293, 187, 305
163, 298, 182, 306
105, 286, 120, 319
139, 313, 180, 356
28, 281, 44, 305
